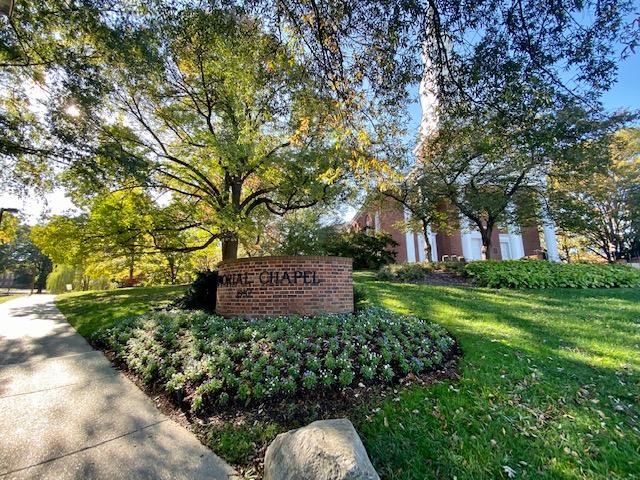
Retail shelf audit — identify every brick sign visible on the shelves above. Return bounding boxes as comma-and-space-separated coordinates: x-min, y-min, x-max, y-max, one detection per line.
216, 256, 353, 317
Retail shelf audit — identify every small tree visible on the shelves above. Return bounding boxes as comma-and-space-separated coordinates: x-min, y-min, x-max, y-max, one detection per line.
252, 208, 340, 257
31, 215, 92, 289
85, 191, 155, 283
1, 226, 52, 293
32, 190, 155, 285
379, 172, 450, 262
420, 102, 629, 259
550, 128, 640, 262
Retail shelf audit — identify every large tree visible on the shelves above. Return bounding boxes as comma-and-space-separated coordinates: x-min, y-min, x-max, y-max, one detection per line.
59, 8, 372, 260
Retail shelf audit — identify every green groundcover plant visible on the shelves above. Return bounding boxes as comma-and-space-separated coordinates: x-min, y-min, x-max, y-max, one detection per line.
465, 259, 640, 288
96, 307, 455, 411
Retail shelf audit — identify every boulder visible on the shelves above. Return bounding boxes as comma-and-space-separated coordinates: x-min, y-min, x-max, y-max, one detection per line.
263, 418, 380, 480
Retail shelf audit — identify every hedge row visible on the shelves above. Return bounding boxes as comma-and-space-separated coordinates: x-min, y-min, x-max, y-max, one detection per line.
96, 307, 455, 411
464, 260, 640, 289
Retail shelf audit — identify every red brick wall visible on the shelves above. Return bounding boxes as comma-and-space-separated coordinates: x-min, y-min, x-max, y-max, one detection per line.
352, 202, 407, 263
521, 226, 542, 257
434, 202, 463, 260
489, 228, 503, 260
412, 232, 423, 261
216, 256, 353, 318
436, 231, 464, 259
377, 203, 407, 263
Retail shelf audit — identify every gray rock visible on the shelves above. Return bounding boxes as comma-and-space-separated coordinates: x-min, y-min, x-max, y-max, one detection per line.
264, 418, 380, 480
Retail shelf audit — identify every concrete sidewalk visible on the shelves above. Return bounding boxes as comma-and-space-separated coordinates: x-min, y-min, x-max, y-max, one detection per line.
0, 295, 238, 479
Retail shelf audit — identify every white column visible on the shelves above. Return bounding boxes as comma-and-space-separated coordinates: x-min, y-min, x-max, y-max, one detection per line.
404, 208, 416, 263
416, 233, 426, 262
507, 227, 525, 259
374, 211, 381, 232
459, 215, 473, 261
538, 176, 560, 262
543, 220, 560, 262
427, 225, 438, 262
460, 231, 475, 261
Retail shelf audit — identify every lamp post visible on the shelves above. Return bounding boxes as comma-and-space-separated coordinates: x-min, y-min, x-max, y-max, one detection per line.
0, 207, 19, 226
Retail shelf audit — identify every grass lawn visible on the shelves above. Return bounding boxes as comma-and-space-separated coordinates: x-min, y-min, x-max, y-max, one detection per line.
56, 285, 186, 337
356, 273, 640, 479
56, 275, 640, 479
0, 294, 21, 305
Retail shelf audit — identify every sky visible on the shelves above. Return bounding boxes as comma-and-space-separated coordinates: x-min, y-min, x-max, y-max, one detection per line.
2, 49, 639, 225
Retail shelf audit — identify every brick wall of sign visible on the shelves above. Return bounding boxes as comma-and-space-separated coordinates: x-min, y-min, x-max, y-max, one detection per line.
216, 256, 353, 317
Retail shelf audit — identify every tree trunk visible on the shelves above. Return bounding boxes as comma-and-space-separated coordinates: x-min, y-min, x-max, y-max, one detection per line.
481, 227, 493, 260
421, 221, 433, 262
167, 256, 177, 284
222, 238, 239, 261
171, 266, 177, 285
603, 240, 612, 262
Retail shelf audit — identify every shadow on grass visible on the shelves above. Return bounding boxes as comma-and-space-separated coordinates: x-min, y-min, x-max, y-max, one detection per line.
361, 281, 640, 371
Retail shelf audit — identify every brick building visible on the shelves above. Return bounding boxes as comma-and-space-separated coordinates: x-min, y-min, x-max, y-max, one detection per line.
353, 42, 562, 264
351, 200, 559, 263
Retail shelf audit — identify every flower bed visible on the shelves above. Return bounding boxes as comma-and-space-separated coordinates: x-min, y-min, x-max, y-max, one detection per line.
96, 307, 455, 412
464, 259, 640, 288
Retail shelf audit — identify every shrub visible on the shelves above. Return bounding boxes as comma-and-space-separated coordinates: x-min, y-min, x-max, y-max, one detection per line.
175, 270, 218, 312
325, 231, 398, 270
377, 261, 467, 282
464, 260, 640, 289
96, 307, 455, 411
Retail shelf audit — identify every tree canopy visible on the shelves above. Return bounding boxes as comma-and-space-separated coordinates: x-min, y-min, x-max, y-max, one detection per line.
2, 0, 638, 263
54, 7, 379, 260
550, 127, 640, 261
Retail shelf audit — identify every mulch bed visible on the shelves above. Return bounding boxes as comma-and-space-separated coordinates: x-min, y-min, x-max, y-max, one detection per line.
382, 272, 473, 286
413, 271, 472, 286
